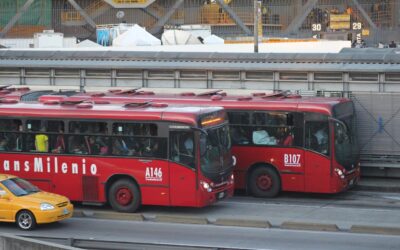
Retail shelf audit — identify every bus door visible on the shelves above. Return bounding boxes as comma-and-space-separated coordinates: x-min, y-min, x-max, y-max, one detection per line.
304, 117, 332, 193
169, 130, 197, 206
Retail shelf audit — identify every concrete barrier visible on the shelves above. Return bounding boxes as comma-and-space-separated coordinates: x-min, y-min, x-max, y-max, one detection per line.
351, 225, 400, 236
281, 221, 339, 232
0, 234, 78, 250
215, 218, 271, 228
154, 215, 209, 225
73, 208, 400, 236
75, 209, 144, 221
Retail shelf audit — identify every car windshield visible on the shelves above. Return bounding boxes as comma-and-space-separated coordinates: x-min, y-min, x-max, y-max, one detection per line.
200, 124, 233, 180
1, 178, 40, 197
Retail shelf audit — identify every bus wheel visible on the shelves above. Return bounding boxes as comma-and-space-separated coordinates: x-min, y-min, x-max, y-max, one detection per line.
249, 167, 280, 198
16, 210, 36, 230
108, 179, 141, 212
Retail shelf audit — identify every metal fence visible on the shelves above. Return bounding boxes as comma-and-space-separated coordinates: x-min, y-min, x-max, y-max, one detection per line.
0, 0, 399, 44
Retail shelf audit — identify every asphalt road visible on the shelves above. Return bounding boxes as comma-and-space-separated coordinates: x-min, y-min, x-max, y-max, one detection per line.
1, 217, 400, 250
1, 190, 400, 250
79, 190, 400, 230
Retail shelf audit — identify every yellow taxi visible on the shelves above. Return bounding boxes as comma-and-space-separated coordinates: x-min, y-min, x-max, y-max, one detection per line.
0, 174, 73, 230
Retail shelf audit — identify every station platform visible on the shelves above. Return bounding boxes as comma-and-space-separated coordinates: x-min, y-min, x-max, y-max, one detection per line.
357, 177, 400, 192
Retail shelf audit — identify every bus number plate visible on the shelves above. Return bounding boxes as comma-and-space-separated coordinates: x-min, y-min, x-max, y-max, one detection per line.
217, 192, 225, 200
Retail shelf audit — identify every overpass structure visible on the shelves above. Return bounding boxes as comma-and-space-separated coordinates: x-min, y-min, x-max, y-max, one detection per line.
0, 48, 400, 176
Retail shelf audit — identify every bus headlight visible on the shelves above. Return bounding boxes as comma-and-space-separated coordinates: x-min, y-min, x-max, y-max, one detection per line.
200, 181, 212, 192
335, 168, 345, 179
229, 174, 234, 185
40, 203, 55, 211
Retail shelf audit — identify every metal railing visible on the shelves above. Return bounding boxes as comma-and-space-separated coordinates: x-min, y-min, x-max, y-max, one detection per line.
61, 0, 107, 22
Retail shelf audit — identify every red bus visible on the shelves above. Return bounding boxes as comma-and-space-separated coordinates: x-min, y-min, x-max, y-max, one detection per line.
0, 99, 234, 212
46, 89, 360, 197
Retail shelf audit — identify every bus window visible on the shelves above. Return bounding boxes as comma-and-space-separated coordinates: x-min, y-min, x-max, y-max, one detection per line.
253, 112, 289, 126
68, 121, 108, 155
44, 121, 65, 154
140, 124, 166, 158
112, 123, 139, 156
51, 125, 65, 154
0, 119, 22, 152
228, 112, 250, 125
305, 121, 329, 155
230, 126, 251, 145
170, 131, 195, 168
25, 120, 48, 152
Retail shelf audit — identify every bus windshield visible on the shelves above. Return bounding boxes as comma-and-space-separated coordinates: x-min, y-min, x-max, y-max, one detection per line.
200, 124, 233, 181
334, 103, 359, 171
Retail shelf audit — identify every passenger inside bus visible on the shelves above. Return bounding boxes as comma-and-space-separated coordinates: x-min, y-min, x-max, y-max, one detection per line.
14, 123, 23, 151
141, 124, 160, 157
112, 125, 137, 156
252, 115, 277, 145
277, 127, 294, 146
52, 127, 65, 153
112, 134, 135, 156
68, 127, 87, 154
0, 137, 8, 151
87, 136, 101, 155
314, 124, 329, 154
231, 126, 250, 145
170, 131, 195, 167
35, 126, 49, 152
252, 128, 277, 145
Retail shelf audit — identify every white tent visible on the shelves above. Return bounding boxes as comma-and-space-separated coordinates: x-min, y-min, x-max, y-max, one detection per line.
112, 24, 161, 47
162, 29, 202, 45
76, 39, 102, 48
203, 34, 224, 45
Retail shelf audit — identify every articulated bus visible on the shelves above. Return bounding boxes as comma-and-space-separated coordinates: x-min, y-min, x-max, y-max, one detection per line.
39, 89, 360, 197
0, 98, 234, 212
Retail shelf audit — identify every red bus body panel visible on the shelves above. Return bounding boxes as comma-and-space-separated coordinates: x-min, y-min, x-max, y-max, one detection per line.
60, 90, 361, 195
0, 102, 234, 208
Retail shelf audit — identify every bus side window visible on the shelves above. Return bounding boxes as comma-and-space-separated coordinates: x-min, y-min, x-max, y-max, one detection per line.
0, 119, 23, 152
305, 121, 329, 155
46, 121, 65, 154
230, 126, 250, 145
170, 131, 195, 168
140, 124, 166, 159
228, 112, 250, 125
25, 120, 40, 151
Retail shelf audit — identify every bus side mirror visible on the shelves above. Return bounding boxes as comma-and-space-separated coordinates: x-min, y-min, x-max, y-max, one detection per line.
0, 190, 10, 200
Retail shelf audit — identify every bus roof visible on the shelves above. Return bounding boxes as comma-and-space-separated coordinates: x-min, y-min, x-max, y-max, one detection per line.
67, 90, 349, 116
0, 101, 223, 127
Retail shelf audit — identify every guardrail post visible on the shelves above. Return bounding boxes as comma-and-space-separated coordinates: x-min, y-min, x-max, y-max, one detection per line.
343, 72, 349, 92
273, 71, 279, 91
240, 71, 246, 89
80, 69, 86, 92
207, 70, 213, 89
308, 72, 314, 90
20, 68, 26, 85
379, 73, 385, 92
50, 69, 55, 86
143, 70, 148, 88
174, 70, 180, 88
111, 69, 117, 87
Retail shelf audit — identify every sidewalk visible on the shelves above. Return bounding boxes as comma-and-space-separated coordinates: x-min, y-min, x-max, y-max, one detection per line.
356, 177, 400, 192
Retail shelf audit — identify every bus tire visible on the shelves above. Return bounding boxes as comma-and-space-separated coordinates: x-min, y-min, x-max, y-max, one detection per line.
108, 179, 141, 213
16, 210, 36, 230
249, 166, 280, 198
